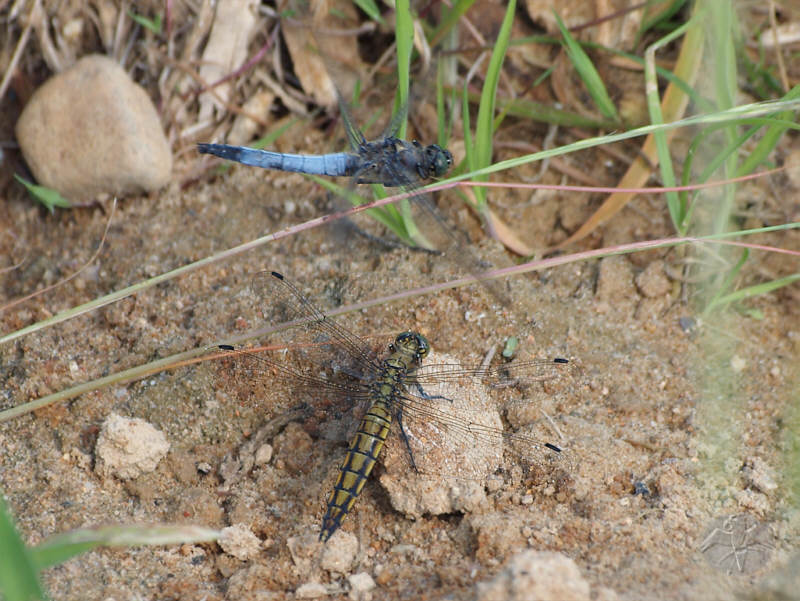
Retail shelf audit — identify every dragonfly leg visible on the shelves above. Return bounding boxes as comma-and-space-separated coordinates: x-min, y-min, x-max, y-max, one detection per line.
395, 404, 420, 473
412, 381, 451, 403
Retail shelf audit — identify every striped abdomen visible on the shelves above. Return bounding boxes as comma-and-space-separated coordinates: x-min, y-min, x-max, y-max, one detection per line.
319, 397, 392, 542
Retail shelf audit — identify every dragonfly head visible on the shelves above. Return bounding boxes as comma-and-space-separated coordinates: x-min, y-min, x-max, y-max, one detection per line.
426, 145, 453, 178
392, 332, 430, 362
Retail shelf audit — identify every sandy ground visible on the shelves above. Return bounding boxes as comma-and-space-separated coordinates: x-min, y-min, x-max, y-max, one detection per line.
1, 143, 798, 601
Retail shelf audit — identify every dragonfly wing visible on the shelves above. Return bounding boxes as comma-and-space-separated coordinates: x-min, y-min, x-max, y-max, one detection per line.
383, 99, 409, 139
216, 343, 376, 420
378, 352, 571, 518
250, 270, 384, 375
412, 357, 574, 387
216, 272, 395, 449
335, 88, 367, 152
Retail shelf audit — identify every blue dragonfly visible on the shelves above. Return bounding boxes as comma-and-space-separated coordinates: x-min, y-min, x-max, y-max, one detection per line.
198, 97, 453, 206
199, 94, 508, 302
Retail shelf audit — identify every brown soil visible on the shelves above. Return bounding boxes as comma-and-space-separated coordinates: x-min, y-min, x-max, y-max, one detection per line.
1, 138, 798, 600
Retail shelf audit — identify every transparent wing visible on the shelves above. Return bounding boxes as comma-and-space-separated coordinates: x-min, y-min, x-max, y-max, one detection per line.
386, 357, 575, 483
412, 357, 572, 387
335, 89, 367, 152
383, 98, 409, 139
251, 270, 383, 375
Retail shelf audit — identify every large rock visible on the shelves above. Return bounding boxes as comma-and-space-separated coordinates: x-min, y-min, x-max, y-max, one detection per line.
15, 54, 171, 202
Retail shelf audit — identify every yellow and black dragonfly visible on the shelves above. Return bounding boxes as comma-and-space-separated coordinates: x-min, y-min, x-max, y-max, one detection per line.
219, 271, 573, 542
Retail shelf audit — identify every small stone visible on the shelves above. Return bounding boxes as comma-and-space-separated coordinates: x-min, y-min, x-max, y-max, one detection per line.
94, 413, 170, 480
287, 534, 321, 575
295, 582, 328, 599
595, 256, 636, 305
731, 355, 747, 372
219, 524, 262, 560
67, 447, 91, 470
254, 443, 273, 467
742, 456, 778, 493
16, 54, 172, 202
476, 550, 591, 601
735, 489, 771, 515
321, 530, 358, 573
635, 260, 671, 298
348, 572, 375, 592
678, 316, 696, 333
348, 572, 375, 600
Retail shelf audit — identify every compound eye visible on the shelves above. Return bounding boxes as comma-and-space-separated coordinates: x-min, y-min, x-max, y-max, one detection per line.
429, 146, 452, 178
414, 333, 430, 358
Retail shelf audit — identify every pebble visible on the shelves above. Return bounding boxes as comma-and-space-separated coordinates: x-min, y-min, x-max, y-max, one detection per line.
94, 413, 170, 480
595, 256, 636, 306
741, 456, 778, 493
475, 550, 591, 601
785, 148, 800, 189
348, 572, 375, 600
320, 530, 358, 573
295, 582, 328, 599
225, 564, 277, 600
218, 524, 262, 560
254, 443, 273, 467
15, 54, 172, 202
635, 260, 671, 298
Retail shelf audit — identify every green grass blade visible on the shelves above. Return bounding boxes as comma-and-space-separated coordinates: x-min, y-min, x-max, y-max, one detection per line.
735, 84, 800, 176
705, 273, 800, 314
0, 493, 47, 601
553, 11, 619, 122
638, 0, 687, 43
14, 174, 71, 213
304, 175, 414, 246
353, 0, 384, 25
394, 0, 423, 241
394, 0, 413, 140
429, 0, 475, 48
456, 89, 618, 129
643, 11, 700, 234
30, 524, 219, 570
702, 248, 749, 315
127, 9, 162, 34
469, 0, 516, 211
707, 0, 739, 236
680, 108, 799, 230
